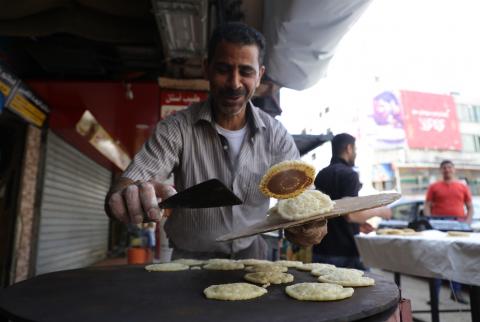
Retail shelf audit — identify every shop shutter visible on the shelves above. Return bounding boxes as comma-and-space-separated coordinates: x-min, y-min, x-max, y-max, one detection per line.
35, 132, 111, 275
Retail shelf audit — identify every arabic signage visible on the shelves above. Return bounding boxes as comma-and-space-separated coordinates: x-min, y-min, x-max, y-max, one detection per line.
160, 90, 208, 119
401, 90, 461, 150
0, 64, 50, 127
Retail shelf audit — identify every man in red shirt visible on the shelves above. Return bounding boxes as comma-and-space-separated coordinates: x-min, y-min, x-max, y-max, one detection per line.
424, 160, 473, 222
424, 160, 474, 304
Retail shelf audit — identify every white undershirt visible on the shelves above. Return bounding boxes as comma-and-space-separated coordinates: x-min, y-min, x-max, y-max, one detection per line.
215, 123, 248, 166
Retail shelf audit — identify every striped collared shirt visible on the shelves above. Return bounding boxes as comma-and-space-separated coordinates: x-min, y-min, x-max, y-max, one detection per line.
122, 99, 299, 254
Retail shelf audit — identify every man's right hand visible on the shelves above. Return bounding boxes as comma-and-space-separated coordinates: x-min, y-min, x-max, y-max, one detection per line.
105, 177, 177, 224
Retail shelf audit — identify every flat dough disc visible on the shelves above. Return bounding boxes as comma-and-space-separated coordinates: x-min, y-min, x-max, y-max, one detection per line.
318, 270, 375, 287
274, 260, 304, 268
286, 282, 354, 301
203, 261, 244, 270
144, 263, 189, 272
259, 160, 315, 199
237, 259, 272, 266
447, 231, 471, 237
297, 263, 334, 272
244, 264, 288, 273
309, 264, 337, 276
376, 228, 406, 235
204, 283, 268, 300
244, 271, 294, 285
172, 258, 205, 266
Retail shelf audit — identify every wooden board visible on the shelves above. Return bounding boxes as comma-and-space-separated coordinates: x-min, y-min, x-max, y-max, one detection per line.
217, 193, 400, 241
0, 265, 399, 322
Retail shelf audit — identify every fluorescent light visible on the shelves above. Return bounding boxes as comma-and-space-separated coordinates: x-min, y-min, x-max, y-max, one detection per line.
152, 0, 208, 59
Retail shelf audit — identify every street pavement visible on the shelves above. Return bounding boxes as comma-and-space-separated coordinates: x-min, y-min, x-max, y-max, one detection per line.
372, 268, 472, 322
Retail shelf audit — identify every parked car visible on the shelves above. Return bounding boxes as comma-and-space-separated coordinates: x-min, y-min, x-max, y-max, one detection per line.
470, 199, 480, 232
378, 196, 480, 232
378, 197, 425, 230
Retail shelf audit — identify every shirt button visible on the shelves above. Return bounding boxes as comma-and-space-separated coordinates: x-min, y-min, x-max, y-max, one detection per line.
223, 145, 228, 150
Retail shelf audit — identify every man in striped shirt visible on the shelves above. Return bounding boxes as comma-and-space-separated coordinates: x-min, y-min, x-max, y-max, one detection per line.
105, 22, 327, 259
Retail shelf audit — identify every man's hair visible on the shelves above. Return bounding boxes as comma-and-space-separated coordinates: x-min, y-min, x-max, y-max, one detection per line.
332, 133, 356, 156
440, 160, 454, 167
207, 22, 266, 65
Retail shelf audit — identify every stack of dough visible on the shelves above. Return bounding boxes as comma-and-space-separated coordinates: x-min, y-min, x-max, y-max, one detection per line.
276, 190, 335, 220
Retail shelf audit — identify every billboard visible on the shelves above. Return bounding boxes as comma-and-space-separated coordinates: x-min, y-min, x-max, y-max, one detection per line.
363, 90, 406, 149
401, 90, 461, 150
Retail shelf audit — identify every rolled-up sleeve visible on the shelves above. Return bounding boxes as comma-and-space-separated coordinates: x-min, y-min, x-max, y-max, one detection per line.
122, 116, 183, 181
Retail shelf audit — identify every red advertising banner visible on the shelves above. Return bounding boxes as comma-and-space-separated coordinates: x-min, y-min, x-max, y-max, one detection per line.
401, 90, 461, 150
160, 90, 208, 119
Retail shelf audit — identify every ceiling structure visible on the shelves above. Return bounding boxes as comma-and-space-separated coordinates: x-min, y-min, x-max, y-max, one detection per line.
0, 0, 372, 88
0, 0, 372, 170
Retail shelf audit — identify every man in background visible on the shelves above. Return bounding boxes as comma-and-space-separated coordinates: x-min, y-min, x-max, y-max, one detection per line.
424, 160, 473, 304
313, 133, 391, 269
424, 160, 473, 222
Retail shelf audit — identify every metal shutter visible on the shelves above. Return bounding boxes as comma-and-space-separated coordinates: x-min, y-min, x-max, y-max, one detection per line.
36, 132, 111, 275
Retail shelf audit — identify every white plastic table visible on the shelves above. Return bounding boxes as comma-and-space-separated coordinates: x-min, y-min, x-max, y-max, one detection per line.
355, 231, 480, 322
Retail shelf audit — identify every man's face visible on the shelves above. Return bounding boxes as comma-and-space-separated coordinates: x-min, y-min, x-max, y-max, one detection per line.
441, 163, 455, 180
347, 143, 357, 166
205, 41, 265, 117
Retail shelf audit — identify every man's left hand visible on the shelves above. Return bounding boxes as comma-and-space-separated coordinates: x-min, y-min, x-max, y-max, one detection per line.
285, 220, 328, 247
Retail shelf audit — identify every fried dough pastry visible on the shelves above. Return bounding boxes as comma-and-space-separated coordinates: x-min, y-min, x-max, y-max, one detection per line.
259, 160, 315, 199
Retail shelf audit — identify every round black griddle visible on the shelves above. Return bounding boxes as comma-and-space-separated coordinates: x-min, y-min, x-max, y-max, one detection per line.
0, 265, 399, 322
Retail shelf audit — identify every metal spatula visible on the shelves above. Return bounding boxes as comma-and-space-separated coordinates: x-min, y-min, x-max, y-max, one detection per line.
158, 179, 243, 209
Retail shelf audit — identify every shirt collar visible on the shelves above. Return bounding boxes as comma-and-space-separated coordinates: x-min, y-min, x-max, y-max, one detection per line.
330, 155, 350, 167
193, 96, 266, 132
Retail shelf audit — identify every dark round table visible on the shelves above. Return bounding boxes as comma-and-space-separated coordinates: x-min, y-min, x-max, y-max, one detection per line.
0, 265, 399, 322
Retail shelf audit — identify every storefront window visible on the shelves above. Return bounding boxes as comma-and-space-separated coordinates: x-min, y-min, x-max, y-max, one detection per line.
462, 134, 476, 152
456, 103, 480, 123
473, 105, 480, 122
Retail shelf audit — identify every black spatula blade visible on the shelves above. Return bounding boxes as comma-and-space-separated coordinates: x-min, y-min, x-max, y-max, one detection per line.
158, 179, 243, 209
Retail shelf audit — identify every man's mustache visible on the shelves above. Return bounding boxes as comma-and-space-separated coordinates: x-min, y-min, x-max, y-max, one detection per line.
220, 88, 246, 97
